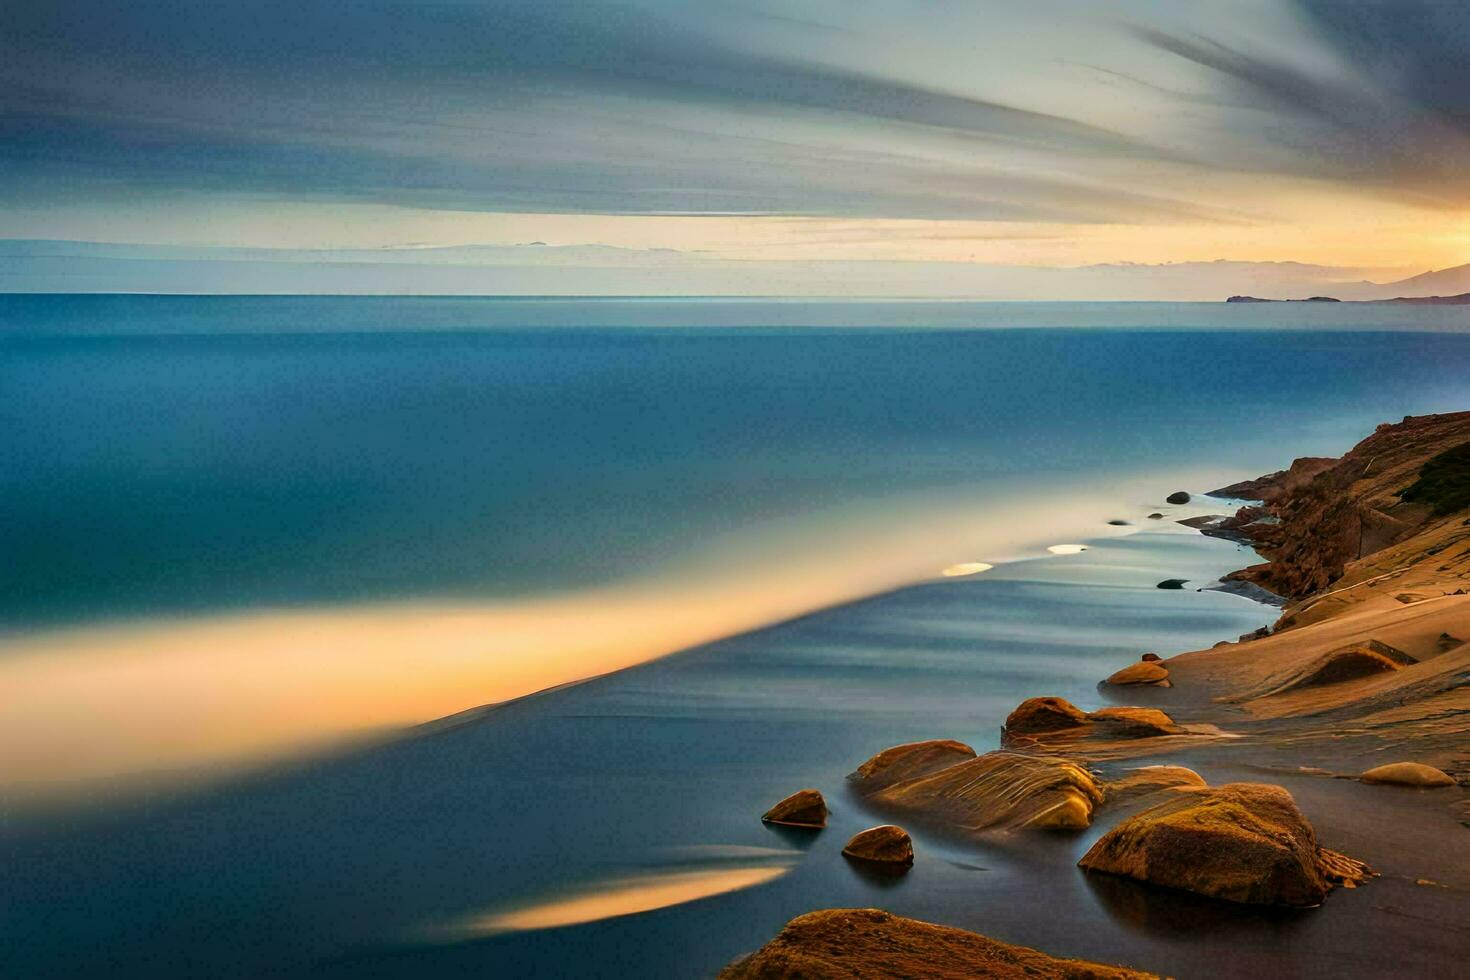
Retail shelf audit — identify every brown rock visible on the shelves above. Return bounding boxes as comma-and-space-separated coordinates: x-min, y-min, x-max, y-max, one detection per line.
858, 749, 1104, 833
1078, 782, 1371, 907
841, 825, 914, 866
1085, 707, 1181, 737
1140, 652, 1161, 662
1104, 765, 1207, 802
1105, 661, 1169, 686
846, 739, 977, 793
1359, 762, 1455, 788
761, 789, 827, 828
1004, 697, 1088, 735
718, 908, 1157, 979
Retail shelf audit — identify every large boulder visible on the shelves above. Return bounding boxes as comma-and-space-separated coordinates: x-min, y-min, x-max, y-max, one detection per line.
761, 789, 827, 828
841, 825, 914, 866
846, 739, 977, 793
855, 749, 1104, 832
1359, 762, 1455, 788
1166, 491, 1192, 504
1078, 782, 1371, 907
1004, 697, 1089, 735
718, 908, 1156, 979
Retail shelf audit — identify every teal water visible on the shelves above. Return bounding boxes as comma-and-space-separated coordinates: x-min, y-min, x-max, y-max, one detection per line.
5, 296, 1470, 628
3, 297, 1470, 977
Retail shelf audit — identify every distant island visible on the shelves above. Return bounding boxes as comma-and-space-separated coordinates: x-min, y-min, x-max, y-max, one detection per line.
1228, 292, 1470, 304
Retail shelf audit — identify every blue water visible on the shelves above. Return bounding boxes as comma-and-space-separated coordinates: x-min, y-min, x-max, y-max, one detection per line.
3, 297, 1470, 977
5, 296, 1470, 628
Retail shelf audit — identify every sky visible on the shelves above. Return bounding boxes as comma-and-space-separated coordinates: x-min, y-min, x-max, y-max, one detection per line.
5, 1, 1470, 272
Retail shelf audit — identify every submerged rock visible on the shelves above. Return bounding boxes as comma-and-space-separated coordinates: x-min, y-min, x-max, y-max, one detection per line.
841, 825, 914, 866
1360, 763, 1455, 788
1104, 662, 1170, 686
1166, 491, 1192, 504
1004, 697, 1089, 735
847, 739, 977, 793
718, 908, 1157, 979
761, 789, 827, 828
1079, 782, 1371, 907
1156, 578, 1188, 590
1147, 513, 1165, 519
854, 748, 1104, 832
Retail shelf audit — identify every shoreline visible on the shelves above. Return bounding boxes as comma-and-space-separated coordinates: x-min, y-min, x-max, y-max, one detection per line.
727, 412, 1470, 977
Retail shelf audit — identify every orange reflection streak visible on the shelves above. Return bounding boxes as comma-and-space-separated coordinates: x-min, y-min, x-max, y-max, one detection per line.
436, 865, 791, 938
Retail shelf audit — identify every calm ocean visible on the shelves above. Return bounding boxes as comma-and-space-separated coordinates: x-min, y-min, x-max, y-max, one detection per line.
4, 296, 1470, 977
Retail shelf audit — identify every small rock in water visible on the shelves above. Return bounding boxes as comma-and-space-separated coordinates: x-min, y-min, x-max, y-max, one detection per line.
1107, 519, 1131, 526
1147, 512, 1165, 519
1359, 763, 1455, 788
761, 789, 827, 828
842, 825, 914, 866
1166, 491, 1192, 504
1140, 652, 1161, 662
1156, 578, 1188, 589
1105, 661, 1169, 686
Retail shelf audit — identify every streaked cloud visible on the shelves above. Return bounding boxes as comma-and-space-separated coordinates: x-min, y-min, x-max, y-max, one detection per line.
4, 1, 1470, 253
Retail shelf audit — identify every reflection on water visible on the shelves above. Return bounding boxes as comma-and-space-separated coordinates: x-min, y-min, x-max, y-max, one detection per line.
0, 478, 1199, 799
430, 864, 793, 938
1082, 868, 1309, 938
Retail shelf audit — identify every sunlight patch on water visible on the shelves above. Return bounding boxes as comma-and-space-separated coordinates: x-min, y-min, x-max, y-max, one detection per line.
0, 466, 1238, 801
428, 865, 791, 939
1047, 544, 1089, 555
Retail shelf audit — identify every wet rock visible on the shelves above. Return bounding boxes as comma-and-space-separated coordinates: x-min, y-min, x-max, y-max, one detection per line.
856, 749, 1104, 833
847, 739, 977, 793
1147, 513, 1164, 519
718, 908, 1157, 979
1166, 491, 1192, 504
1086, 707, 1181, 737
841, 825, 914, 866
1108, 519, 1132, 526
1104, 661, 1169, 686
1003, 696, 1088, 735
1359, 763, 1455, 788
761, 789, 827, 828
1140, 652, 1161, 662
1079, 782, 1371, 907
1156, 578, 1188, 590
1104, 765, 1207, 802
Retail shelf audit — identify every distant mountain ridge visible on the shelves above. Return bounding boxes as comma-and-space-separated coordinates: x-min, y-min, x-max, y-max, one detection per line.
1, 238, 1466, 301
